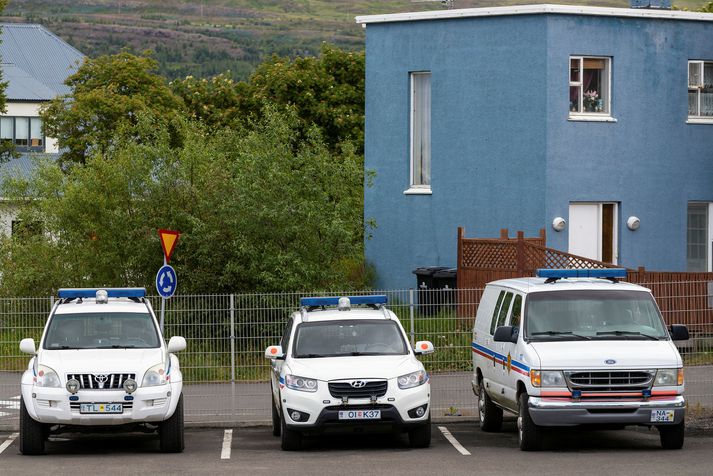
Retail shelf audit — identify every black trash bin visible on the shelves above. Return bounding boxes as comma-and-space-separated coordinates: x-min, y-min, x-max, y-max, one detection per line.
413, 266, 448, 315
433, 268, 457, 310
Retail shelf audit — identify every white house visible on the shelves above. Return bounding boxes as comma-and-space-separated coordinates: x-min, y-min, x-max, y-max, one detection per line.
0, 23, 84, 236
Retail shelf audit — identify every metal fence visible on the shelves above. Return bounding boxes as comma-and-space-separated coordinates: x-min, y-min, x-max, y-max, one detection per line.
1, 285, 712, 428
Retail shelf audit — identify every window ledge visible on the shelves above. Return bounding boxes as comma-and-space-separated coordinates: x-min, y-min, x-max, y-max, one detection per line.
568, 115, 617, 123
403, 187, 432, 195
686, 118, 713, 124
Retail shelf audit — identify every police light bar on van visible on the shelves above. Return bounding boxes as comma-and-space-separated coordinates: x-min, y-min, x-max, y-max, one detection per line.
58, 288, 146, 299
300, 295, 388, 307
535, 269, 628, 279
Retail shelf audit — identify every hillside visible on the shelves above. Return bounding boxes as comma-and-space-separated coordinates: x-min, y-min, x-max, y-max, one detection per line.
1, 0, 710, 80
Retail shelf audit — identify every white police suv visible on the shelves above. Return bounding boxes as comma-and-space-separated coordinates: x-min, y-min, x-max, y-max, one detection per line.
265, 295, 435, 450
472, 269, 689, 451
18, 288, 187, 454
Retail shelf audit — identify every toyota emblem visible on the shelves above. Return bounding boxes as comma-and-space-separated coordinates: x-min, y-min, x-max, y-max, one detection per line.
350, 380, 367, 388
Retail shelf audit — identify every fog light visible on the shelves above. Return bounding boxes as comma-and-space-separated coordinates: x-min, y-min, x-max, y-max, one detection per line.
66, 378, 80, 394
123, 378, 137, 394
291, 411, 302, 421
415, 406, 425, 417
408, 404, 428, 419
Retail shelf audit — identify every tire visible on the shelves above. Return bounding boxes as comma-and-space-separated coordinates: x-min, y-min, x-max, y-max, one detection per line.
659, 421, 685, 450
478, 384, 503, 432
408, 417, 432, 448
517, 393, 542, 451
20, 397, 45, 455
271, 396, 281, 437
159, 394, 185, 453
280, 411, 302, 451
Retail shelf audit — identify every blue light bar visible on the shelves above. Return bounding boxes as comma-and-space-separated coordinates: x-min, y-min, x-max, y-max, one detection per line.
58, 288, 146, 299
300, 295, 388, 307
535, 269, 627, 279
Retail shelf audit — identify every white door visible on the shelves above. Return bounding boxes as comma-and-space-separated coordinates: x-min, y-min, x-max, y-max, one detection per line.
568, 203, 618, 264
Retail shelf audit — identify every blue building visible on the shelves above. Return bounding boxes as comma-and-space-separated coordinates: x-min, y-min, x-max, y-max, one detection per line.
357, 4, 713, 289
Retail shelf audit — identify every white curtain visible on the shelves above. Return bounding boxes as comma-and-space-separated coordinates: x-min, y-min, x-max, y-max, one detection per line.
412, 73, 431, 186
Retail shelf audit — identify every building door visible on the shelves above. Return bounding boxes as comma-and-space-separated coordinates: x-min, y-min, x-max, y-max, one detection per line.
568, 202, 618, 264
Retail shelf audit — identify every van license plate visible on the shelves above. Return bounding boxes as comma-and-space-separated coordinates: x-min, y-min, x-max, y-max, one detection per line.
80, 403, 123, 414
650, 410, 674, 423
338, 410, 381, 420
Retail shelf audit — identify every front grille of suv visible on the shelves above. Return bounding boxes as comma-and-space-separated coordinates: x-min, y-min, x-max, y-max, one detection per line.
565, 370, 655, 392
328, 381, 388, 399
67, 373, 136, 390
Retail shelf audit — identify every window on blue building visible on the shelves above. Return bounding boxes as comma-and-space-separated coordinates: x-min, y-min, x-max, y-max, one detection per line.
410, 72, 431, 189
569, 57, 611, 116
688, 61, 713, 118
687, 202, 709, 272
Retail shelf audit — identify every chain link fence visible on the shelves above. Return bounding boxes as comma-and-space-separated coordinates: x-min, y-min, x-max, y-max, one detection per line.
1, 285, 712, 428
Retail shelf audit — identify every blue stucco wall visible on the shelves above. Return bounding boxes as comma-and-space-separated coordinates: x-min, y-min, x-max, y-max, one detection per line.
364, 13, 713, 289
365, 16, 549, 289
544, 15, 713, 270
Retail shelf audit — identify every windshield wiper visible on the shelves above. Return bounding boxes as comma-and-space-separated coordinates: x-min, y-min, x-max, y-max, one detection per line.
596, 330, 660, 340
530, 331, 591, 340
94, 345, 137, 349
58, 345, 81, 349
297, 353, 330, 358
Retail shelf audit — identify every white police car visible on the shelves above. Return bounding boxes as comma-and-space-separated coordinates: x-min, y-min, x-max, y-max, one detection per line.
18, 288, 187, 454
472, 269, 689, 450
264, 295, 435, 450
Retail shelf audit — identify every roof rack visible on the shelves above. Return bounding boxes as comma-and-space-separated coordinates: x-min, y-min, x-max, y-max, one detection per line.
535, 268, 627, 284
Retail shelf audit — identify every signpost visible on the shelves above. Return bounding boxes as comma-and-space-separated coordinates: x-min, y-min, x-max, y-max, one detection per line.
157, 229, 181, 332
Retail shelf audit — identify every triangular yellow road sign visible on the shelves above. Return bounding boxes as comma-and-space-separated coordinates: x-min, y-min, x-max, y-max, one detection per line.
158, 229, 181, 263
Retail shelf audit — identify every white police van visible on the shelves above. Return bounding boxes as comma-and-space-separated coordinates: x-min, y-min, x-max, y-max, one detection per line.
18, 288, 187, 454
472, 269, 689, 451
264, 295, 435, 450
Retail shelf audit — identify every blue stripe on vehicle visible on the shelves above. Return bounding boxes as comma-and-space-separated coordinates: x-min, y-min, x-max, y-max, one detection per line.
471, 342, 530, 373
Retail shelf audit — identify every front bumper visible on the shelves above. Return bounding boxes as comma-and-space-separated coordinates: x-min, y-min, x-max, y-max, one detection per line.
281, 380, 430, 432
21, 381, 182, 425
528, 395, 686, 426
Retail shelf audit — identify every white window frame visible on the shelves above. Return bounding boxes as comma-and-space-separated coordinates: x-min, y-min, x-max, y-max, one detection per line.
406, 71, 432, 195
568, 56, 614, 122
687, 60, 713, 124
687, 202, 713, 271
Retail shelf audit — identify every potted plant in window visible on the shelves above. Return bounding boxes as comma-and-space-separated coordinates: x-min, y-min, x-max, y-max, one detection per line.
583, 90, 599, 112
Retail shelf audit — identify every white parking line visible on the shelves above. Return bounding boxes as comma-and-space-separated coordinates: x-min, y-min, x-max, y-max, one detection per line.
220, 429, 233, 459
10, 396, 20, 400
438, 426, 471, 456
0, 401, 20, 409
0, 433, 19, 455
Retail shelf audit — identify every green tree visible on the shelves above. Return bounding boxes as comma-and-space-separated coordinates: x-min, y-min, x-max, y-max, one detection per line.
0, 110, 369, 295
40, 52, 185, 165
172, 44, 365, 152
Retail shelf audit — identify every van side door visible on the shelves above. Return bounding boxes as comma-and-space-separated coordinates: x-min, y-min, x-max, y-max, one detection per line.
488, 291, 514, 405
498, 293, 523, 412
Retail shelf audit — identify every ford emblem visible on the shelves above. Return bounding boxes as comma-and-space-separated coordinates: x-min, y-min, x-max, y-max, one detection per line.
605, 359, 616, 365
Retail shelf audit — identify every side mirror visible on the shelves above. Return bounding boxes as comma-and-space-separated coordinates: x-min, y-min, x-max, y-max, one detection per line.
167, 336, 187, 353
414, 340, 435, 355
265, 345, 285, 359
493, 326, 519, 344
669, 325, 689, 341
20, 338, 36, 355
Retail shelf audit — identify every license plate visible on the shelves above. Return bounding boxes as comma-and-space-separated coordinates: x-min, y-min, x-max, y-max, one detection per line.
650, 409, 675, 423
338, 410, 381, 420
79, 403, 123, 414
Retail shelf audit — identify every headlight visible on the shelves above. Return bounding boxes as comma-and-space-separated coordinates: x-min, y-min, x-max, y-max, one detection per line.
142, 363, 167, 387
654, 369, 682, 387
285, 374, 317, 392
35, 365, 61, 388
397, 370, 428, 389
529, 370, 565, 387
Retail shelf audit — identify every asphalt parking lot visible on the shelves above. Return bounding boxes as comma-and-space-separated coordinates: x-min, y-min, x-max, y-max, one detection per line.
1, 421, 712, 475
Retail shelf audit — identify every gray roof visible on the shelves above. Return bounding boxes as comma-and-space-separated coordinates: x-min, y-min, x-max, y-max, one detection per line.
0, 153, 58, 182
0, 23, 85, 100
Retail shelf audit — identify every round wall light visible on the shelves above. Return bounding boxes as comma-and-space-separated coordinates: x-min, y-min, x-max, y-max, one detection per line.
552, 217, 566, 232
627, 216, 640, 231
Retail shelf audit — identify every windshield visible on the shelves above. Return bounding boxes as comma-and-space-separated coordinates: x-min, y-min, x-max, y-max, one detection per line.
525, 290, 668, 341
293, 320, 408, 358
43, 312, 160, 349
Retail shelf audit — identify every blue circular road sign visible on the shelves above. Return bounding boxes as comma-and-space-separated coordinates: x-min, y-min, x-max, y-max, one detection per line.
156, 264, 177, 298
